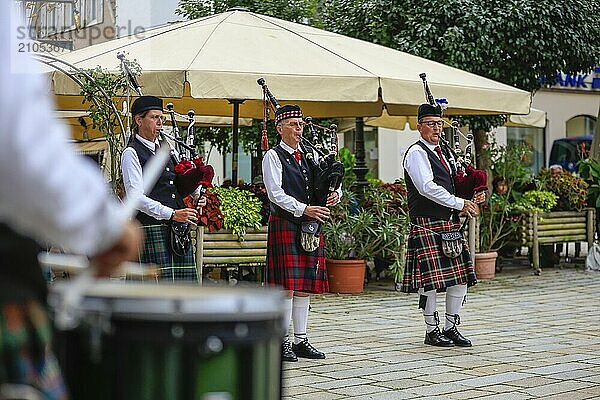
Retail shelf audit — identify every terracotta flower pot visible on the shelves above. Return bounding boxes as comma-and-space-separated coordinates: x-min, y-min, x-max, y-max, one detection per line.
474, 251, 498, 279
325, 259, 366, 294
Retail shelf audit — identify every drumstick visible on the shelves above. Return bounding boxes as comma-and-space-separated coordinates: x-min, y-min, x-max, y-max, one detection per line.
54, 146, 171, 330
39, 253, 159, 278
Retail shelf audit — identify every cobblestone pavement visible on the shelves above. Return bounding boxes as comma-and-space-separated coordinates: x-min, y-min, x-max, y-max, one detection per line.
282, 265, 600, 399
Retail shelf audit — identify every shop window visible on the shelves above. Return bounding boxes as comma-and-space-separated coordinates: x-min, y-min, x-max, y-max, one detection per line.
566, 115, 596, 138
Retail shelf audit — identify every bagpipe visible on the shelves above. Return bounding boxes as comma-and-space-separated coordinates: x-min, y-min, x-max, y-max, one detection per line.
118, 53, 214, 199
257, 78, 344, 252
257, 78, 344, 207
419, 73, 487, 200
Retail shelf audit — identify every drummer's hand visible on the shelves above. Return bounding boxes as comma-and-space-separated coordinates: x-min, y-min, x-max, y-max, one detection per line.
304, 205, 330, 223
172, 208, 199, 224
326, 192, 339, 207
91, 221, 142, 277
473, 191, 487, 204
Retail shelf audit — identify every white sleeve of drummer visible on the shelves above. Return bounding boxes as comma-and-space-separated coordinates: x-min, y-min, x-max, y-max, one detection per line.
262, 149, 306, 217
0, 23, 125, 255
404, 146, 464, 211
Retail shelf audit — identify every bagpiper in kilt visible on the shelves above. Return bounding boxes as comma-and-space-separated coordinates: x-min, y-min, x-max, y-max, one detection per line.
121, 96, 203, 283
262, 104, 341, 363
400, 103, 485, 348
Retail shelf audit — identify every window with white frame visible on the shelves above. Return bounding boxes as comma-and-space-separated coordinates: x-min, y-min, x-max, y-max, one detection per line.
37, 0, 103, 37
79, 0, 103, 27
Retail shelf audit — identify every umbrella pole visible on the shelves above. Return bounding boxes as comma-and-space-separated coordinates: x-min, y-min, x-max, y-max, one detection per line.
353, 117, 369, 199
229, 99, 245, 186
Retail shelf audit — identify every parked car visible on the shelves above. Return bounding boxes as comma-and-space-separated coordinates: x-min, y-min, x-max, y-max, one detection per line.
548, 135, 592, 172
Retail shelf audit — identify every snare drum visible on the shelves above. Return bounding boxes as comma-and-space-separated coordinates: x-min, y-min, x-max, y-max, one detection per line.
48, 282, 285, 400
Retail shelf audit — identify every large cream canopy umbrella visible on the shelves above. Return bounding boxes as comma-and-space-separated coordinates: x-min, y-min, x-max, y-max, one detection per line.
49, 9, 531, 118
364, 108, 546, 131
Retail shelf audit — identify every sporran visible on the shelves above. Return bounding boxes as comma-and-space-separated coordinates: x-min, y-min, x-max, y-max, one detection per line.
169, 221, 192, 256
440, 230, 463, 258
299, 221, 320, 253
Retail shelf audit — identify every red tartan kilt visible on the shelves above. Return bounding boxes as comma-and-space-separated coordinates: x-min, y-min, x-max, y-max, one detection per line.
266, 215, 329, 294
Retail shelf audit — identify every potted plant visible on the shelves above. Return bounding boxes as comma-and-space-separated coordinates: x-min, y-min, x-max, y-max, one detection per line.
476, 142, 536, 277
322, 191, 380, 293
361, 180, 410, 284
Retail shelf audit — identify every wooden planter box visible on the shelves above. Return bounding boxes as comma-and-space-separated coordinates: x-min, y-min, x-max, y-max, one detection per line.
519, 209, 596, 273
193, 226, 269, 283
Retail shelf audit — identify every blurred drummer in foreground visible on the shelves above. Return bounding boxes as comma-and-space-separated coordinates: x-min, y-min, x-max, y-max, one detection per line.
0, 5, 141, 399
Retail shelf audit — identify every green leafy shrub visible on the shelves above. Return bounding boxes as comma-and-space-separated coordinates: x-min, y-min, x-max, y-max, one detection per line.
210, 187, 262, 240
578, 158, 600, 208
513, 190, 558, 214
338, 147, 357, 189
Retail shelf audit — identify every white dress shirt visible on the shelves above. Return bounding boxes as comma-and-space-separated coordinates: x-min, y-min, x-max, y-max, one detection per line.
121, 135, 174, 220
403, 138, 464, 211
262, 141, 342, 217
0, 7, 125, 255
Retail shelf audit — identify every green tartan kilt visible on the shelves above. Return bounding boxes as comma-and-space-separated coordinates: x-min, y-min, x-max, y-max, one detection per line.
140, 225, 198, 282
0, 301, 68, 400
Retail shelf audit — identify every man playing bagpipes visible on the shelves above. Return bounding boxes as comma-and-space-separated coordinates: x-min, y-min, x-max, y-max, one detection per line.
121, 96, 210, 282
400, 102, 487, 347
262, 105, 342, 362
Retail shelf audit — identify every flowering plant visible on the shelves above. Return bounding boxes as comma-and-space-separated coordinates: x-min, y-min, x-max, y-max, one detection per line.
174, 156, 215, 197
477, 143, 535, 252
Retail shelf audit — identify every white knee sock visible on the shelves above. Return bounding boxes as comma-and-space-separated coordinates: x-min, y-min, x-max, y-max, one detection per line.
292, 295, 310, 344
445, 284, 467, 330
419, 288, 438, 333
282, 297, 293, 342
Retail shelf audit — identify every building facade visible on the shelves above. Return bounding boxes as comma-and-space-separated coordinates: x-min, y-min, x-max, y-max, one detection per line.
17, 0, 182, 50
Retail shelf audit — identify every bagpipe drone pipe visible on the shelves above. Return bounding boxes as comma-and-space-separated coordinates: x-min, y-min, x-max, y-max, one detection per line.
419, 73, 487, 200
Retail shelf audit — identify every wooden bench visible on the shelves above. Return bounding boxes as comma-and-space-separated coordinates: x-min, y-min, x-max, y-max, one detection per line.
519, 209, 596, 273
194, 226, 268, 283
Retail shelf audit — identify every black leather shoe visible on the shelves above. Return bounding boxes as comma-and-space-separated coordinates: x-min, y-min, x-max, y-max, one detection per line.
442, 326, 472, 347
282, 340, 298, 362
424, 327, 454, 347
292, 339, 326, 359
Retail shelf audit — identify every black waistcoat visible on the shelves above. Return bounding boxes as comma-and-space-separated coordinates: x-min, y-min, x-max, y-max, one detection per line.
404, 141, 456, 221
0, 223, 46, 304
128, 139, 183, 226
270, 145, 315, 224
